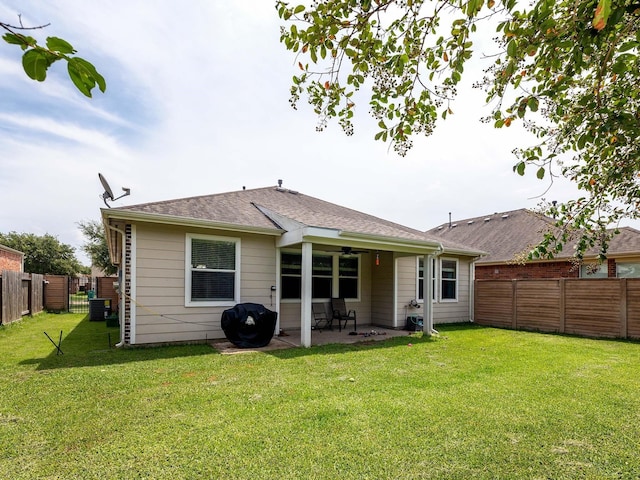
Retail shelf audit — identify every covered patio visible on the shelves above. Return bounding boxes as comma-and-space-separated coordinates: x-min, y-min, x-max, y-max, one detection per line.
212, 324, 418, 353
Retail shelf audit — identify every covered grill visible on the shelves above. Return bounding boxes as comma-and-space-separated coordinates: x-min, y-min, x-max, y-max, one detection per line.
221, 303, 278, 348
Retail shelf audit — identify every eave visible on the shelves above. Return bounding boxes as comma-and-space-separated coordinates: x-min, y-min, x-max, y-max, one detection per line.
277, 226, 445, 255
100, 208, 284, 237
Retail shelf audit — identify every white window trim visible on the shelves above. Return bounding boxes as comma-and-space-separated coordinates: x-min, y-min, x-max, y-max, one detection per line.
440, 257, 459, 303
185, 233, 241, 307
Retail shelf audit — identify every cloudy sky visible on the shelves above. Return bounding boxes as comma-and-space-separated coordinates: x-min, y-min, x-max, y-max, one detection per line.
0, 1, 628, 265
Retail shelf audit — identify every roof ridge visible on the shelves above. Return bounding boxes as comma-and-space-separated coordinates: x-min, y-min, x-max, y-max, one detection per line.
112, 186, 279, 211
430, 208, 557, 230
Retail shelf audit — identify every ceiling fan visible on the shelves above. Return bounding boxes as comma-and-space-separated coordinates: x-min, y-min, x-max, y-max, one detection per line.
341, 246, 368, 256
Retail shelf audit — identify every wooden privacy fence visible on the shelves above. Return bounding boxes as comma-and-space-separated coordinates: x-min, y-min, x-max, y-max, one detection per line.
43, 275, 69, 311
0, 273, 119, 324
475, 278, 640, 340
0, 271, 44, 325
42, 275, 119, 314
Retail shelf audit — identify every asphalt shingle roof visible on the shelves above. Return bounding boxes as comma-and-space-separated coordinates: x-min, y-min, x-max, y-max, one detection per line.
427, 208, 640, 263
111, 186, 479, 253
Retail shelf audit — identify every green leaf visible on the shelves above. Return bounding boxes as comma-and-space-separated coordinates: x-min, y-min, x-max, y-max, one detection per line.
619, 41, 639, 52
507, 39, 518, 58
514, 161, 526, 176
527, 97, 539, 112
67, 57, 106, 97
536, 167, 545, 179
577, 134, 592, 149
22, 49, 53, 81
3, 33, 25, 46
46, 37, 75, 54
612, 60, 628, 74
293, 5, 305, 14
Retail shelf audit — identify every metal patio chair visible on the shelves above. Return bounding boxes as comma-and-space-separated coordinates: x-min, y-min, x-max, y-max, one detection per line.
331, 298, 357, 332
312, 303, 332, 330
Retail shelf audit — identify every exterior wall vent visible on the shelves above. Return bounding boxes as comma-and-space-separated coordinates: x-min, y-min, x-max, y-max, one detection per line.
501, 214, 509, 219
467, 220, 474, 225
484, 217, 491, 222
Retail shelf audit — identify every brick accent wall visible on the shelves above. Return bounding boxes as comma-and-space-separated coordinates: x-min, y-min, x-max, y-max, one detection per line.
477, 259, 621, 279
608, 258, 617, 277
476, 261, 579, 280
0, 249, 23, 272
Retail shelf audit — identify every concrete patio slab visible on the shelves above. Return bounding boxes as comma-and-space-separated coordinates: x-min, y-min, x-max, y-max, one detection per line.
211, 325, 416, 354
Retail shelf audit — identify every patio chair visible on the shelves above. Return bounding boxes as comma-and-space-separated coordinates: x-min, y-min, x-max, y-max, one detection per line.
312, 303, 332, 331
331, 298, 357, 332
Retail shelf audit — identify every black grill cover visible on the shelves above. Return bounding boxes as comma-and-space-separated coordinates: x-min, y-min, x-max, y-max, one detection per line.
221, 303, 278, 348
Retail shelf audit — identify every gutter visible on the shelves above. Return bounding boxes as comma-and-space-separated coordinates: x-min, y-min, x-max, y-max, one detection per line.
101, 209, 283, 237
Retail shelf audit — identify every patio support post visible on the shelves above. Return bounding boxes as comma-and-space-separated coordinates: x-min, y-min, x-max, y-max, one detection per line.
300, 241, 313, 347
424, 254, 434, 336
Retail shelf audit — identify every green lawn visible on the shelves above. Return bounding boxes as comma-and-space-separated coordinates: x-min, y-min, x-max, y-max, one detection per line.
1, 313, 640, 479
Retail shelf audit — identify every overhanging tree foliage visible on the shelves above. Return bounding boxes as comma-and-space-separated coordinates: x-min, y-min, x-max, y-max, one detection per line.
1, 16, 105, 97
0, 232, 85, 275
78, 220, 117, 276
277, 0, 640, 260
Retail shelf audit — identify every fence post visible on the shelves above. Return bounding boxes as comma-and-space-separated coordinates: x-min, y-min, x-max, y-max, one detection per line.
27, 274, 33, 316
559, 279, 566, 334
511, 279, 518, 329
620, 278, 628, 339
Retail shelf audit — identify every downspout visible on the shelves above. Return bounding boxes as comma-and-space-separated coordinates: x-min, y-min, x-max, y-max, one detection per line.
469, 257, 480, 323
105, 222, 126, 348
469, 255, 481, 323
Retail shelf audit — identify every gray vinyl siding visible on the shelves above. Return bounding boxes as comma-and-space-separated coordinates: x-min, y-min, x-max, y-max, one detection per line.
433, 257, 472, 324
132, 223, 277, 345
396, 256, 422, 327
396, 255, 473, 327
371, 251, 394, 327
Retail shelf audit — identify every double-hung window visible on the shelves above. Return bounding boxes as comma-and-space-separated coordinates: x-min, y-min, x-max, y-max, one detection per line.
417, 257, 437, 301
186, 234, 240, 306
440, 258, 458, 301
280, 251, 359, 300
313, 254, 333, 298
338, 256, 358, 299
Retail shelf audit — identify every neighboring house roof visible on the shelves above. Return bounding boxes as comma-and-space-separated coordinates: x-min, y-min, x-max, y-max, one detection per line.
104, 186, 483, 256
0, 244, 24, 256
426, 208, 640, 264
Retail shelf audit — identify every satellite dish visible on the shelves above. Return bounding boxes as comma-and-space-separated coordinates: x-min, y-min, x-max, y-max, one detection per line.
99, 173, 130, 207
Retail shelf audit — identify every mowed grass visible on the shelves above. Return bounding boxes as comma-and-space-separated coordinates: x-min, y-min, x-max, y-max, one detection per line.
1, 313, 640, 479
